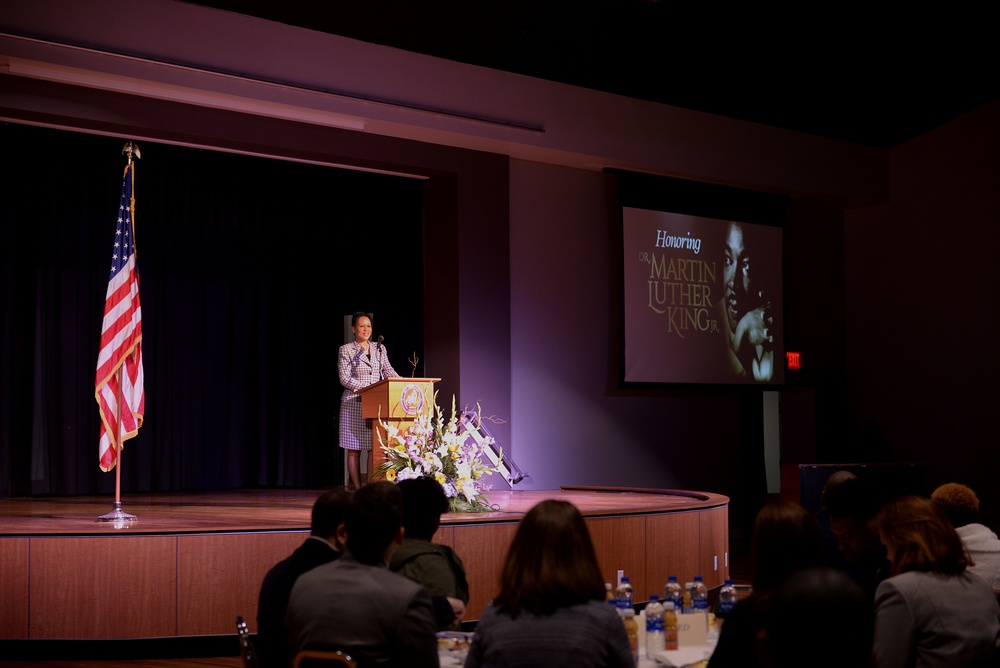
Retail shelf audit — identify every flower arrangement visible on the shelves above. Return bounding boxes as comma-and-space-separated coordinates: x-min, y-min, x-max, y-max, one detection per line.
377, 395, 496, 512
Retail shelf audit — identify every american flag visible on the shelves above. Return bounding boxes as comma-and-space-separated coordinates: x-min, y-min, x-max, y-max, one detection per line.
95, 162, 145, 472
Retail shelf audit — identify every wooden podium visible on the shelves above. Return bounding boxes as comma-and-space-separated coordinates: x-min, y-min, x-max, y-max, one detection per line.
359, 377, 440, 475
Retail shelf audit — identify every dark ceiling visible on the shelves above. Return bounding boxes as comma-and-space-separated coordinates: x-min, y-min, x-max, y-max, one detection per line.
187, 1, 998, 148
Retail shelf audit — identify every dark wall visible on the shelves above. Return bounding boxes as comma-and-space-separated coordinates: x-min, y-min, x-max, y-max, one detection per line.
844, 101, 1000, 529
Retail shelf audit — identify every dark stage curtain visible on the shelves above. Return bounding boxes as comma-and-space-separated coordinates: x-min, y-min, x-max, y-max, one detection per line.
0, 123, 425, 497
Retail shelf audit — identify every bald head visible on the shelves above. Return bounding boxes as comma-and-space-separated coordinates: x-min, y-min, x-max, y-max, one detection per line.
820, 470, 857, 508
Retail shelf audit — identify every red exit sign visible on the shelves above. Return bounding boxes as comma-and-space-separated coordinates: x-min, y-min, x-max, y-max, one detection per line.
786, 352, 802, 370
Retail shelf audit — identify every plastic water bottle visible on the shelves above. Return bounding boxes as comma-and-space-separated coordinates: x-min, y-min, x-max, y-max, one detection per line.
717, 578, 737, 617
645, 594, 665, 655
615, 576, 634, 610
605, 582, 616, 606
663, 599, 678, 650
664, 575, 683, 612
619, 607, 639, 665
691, 575, 708, 612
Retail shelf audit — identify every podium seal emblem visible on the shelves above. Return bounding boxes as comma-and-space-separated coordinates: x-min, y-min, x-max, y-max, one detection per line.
400, 385, 426, 415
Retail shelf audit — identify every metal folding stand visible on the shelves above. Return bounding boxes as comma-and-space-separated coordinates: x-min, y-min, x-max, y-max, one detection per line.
458, 409, 525, 488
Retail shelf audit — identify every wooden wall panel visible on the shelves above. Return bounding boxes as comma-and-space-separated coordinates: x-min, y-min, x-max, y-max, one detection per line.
643, 511, 701, 601
177, 531, 306, 635
433, 525, 455, 550
0, 537, 29, 639
451, 522, 517, 621
699, 505, 729, 588
5, 490, 726, 637
29, 535, 177, 639
586, 516, 647, 601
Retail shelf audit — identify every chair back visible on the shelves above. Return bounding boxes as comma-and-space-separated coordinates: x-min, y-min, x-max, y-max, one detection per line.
236, 616, 258, 668
293, 648, 357, 668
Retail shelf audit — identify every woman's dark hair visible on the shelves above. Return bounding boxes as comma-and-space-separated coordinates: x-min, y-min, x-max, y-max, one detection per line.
877, 495, 970, 576
351, 311, 370, 327
751, 500, 825, 593
493, 500, 605, 618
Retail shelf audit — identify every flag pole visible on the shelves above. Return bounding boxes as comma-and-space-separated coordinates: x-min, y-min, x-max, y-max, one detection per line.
97, 368, 137, 526
97, 141, 141, 528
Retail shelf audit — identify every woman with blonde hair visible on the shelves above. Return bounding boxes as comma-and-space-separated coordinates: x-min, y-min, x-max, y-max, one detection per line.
464, 499, 632, 668
874, 495, 1000, 668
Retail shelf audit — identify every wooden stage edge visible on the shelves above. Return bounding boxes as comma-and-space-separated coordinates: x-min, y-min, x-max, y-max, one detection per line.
0, 487, 729, 642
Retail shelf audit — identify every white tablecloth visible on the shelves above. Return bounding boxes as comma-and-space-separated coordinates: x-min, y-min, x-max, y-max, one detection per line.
644, 645, 714, 666
436, 632, 714, 667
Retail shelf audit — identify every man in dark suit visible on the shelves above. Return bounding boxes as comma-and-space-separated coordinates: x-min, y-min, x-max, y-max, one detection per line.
285, 482, 439, 668
257, 487, 351, 668
825, 475, 890, 598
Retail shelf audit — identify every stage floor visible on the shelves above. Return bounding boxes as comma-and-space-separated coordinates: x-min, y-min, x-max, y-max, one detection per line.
0, 486, 726, 536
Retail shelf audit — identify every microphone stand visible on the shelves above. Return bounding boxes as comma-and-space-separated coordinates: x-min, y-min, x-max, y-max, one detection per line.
374, 335, 384, 380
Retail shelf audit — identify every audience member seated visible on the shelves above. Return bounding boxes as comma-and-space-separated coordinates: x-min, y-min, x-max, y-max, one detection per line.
824, 475, 890, 597
257, 488, 351, 668
766, 567, 874, 668
464, 499, 632, 668
390, 476, 469, 629
931, 482, 1000, 590
873, 495, 1000, 668
813, 469, 858, 572
708, 500, 825, 668
285, 482, 439, 668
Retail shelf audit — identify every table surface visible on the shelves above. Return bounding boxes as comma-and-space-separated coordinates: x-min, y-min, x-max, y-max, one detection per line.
440, 647, 712, 668
644, 645, 714, 666
436, 632, 715, 667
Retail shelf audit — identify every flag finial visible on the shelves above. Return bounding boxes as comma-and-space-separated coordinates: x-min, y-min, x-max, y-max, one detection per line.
122, 141, 141, 165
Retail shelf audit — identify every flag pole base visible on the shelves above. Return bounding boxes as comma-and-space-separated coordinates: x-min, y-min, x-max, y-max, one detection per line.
97, 502, 137, 529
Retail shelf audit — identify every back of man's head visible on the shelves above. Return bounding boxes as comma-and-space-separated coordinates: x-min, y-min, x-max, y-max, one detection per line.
398, 476, 449, 541
346, 482, 404, 565
931, 482, 980, 528
824, 476, 881, 522
311, 488, 353, 540
819, 470, 857, 509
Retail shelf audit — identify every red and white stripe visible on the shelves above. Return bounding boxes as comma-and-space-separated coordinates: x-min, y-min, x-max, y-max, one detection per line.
95, 251, 144, 472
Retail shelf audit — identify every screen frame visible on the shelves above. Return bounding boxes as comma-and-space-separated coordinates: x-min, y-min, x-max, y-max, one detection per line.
608, 169, 789, 390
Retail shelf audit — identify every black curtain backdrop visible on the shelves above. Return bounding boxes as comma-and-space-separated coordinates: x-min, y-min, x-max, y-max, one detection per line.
0, 123, 425, 497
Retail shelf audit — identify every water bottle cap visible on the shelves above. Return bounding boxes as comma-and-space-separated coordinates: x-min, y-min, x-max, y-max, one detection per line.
649, 594, 659, 600
694, 575, 703, 581
668, 575, 677, 582
622, 576, 630, 582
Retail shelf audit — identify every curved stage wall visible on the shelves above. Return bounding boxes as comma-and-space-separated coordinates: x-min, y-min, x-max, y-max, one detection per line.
0, 486, 728, 640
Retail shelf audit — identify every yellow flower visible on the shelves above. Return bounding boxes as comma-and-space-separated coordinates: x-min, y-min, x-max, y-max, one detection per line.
434, 472, 447, 485
385, 469, 397, 482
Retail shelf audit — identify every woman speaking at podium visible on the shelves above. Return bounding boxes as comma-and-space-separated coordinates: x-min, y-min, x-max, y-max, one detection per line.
338, 312, 399, 489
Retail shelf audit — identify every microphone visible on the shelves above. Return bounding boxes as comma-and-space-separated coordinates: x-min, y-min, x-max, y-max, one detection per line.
375, 335, 385, 379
